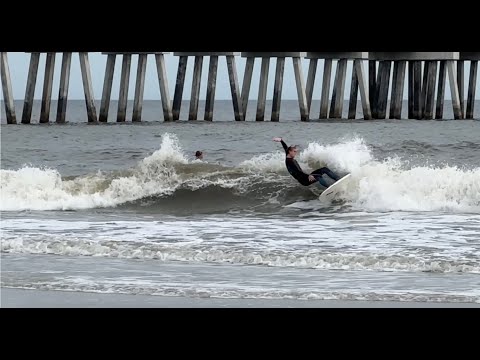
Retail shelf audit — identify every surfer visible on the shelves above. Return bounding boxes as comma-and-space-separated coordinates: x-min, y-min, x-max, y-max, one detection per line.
195, 150, 204, 160
273, 137, 340, 189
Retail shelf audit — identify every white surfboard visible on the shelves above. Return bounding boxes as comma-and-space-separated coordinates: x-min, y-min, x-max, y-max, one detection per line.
318, 174, 352, 202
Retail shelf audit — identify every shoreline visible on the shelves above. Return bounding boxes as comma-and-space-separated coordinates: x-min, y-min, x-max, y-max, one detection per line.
2, 288, 479, 308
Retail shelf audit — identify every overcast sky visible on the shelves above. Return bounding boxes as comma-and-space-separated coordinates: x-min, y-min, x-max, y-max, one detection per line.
1, 52, 477, 101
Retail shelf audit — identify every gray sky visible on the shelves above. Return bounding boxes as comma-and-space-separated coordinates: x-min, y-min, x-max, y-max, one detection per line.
2, 52, 477, 101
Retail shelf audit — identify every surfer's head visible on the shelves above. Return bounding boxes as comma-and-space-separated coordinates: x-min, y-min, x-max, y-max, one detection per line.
287, 145, 299, 158
195, 150, 203, 160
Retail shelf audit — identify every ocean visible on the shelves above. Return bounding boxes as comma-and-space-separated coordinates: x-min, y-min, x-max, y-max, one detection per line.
1, 100, 479, 305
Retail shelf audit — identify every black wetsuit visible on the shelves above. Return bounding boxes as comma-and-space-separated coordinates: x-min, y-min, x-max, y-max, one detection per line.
280, 140, 339, 187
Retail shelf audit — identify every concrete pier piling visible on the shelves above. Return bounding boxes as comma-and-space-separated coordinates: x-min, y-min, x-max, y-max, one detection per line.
241, 53, 307, 121
56, 52, 72, 123
241, 57, 255, 119
305, 58, 318, 114
354, 59, 372, 120
293, 57, 308, 121
420, 61, 430, 118
462, 52, 480, 119
348, 66, 359, 119
329, 58, 348, 119
21, 52, 40, 124
256, 57, 270, 121
204, 55, 219, 121
413, 61, 422, 119
39, 53, 56, 123
174, 53, 242, 121
188, 56, 203, 120
271, 57, 286, 122
418, 60, 440, 119
132, 54, 147, 122
435, 61, 446, 120
172, 55, 188, 121
375, 60, 391, 119
320, 59, 333, 119
369, 60, 377, 118
390, 60, 406, 119
99, 54, 116, 122
447, 60, 463, 120
408, 61, 414, 119
0, 52, 16, 124
79, 52, 98, 122
117, 54, 131, 122
423, 61, 438, 120
457, 60, 464, 117
466, 61, 478, 119
155, 53, 173, 122
226, 55, 243, 121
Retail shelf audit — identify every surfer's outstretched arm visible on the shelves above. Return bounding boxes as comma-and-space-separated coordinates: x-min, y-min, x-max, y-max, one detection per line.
273, 137, 288, 153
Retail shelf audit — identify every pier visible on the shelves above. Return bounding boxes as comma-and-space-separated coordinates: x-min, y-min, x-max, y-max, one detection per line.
1, 52, 479, 123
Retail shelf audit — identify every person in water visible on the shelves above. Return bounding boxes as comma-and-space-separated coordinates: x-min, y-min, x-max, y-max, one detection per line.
195, 150, 204, 160
273, 137, 340, 189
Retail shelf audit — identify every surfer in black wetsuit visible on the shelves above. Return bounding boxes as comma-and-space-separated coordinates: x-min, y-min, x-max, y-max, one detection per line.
273, 137, 340, 189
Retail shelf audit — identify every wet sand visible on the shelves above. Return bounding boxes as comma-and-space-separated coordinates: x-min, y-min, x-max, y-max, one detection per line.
2, 288, 479, 308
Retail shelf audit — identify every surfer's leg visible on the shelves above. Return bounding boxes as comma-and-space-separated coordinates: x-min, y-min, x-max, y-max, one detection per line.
313, 175, 330, 188
311, 167, 340, 182
324, 168, 340, 181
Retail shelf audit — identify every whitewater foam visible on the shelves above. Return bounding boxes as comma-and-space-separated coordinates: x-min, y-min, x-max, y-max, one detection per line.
1, 135, 479, 212
2, 216, 479, 274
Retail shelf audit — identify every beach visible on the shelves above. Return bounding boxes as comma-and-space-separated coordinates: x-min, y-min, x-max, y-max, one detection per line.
3, 288, 479, 308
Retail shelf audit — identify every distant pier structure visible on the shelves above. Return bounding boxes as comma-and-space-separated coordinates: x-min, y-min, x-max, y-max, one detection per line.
99, 52, 172, 122
1, 51, 479, 124
171, 52, 243, 121
305, 52, 372, 120
369, 52, 463, 120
